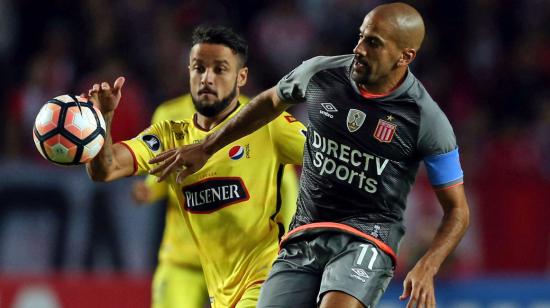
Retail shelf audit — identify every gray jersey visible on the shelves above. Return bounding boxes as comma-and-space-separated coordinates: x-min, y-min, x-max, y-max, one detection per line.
277, 54, 463, 253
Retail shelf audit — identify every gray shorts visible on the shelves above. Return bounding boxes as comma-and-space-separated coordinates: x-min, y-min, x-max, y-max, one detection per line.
257, 232, 394, 308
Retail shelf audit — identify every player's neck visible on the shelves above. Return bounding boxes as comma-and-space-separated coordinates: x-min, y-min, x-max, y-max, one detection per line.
359, 68, 407, 95
195, 100, 239, 131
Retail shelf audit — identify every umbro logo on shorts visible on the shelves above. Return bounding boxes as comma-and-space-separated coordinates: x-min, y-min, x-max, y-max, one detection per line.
350, 267, 370, 283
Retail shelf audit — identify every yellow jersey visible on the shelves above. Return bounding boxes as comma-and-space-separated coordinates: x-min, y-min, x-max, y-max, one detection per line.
122, 104, 306, 307
146, 94, 241, 267
144, 94, 300, 268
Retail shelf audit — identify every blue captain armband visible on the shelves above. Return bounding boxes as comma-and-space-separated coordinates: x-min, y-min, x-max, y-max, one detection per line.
423, 148, 464, 189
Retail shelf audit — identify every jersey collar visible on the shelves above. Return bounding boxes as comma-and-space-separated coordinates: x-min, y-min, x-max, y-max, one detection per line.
193, 102, 242, 132
348, 63, 416, 101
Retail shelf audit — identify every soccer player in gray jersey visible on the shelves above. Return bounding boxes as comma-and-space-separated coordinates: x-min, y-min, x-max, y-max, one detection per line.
150, 2, 470, 308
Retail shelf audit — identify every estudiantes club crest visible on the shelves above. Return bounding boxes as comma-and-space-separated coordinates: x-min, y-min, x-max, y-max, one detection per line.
373, 119, 397, 143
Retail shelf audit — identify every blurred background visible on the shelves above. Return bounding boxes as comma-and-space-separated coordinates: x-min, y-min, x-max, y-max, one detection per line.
0, 0, 549, 307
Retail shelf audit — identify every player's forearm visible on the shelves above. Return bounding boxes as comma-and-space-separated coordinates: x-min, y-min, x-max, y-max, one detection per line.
86, 112, 116, 181
202, 88, 288, 155
415, 196, 469, 274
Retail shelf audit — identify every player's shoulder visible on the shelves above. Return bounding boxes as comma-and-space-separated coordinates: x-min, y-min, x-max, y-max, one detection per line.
238, 95, 250, 105
152, 94, 194, 123
402, 72, 455, 141
268, 111, 306, 133
299, 54, 354, 74
151, 118, 193, 134
403, 72, 444, 115
158, 94, 192, 109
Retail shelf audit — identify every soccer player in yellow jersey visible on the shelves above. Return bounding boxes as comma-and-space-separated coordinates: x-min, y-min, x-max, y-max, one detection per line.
85, 26, 305, 308
132, 93, 301, 308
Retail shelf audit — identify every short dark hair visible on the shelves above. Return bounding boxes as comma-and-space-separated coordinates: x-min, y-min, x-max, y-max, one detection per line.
191, 25, 248, 66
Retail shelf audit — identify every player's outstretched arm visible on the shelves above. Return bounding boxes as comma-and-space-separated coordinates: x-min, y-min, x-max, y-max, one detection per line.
204, 87, 292, 153
85, 77, 135, 182
150, 86, 292, 183
400, 184, 470, 308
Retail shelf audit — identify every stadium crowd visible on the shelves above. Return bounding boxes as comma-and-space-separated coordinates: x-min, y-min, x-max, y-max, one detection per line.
0, 0, 548, 280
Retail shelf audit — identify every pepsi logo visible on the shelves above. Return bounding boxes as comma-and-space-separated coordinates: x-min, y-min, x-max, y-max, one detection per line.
228, 145, 244, 160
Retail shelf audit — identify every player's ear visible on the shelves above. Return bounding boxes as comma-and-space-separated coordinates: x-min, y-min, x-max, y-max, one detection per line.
237, 66, 248, 87
398, 48, 416, 67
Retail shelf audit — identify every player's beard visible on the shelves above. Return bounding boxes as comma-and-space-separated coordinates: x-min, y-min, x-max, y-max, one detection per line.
351, 57, 372, 84
192, 79, 238, 118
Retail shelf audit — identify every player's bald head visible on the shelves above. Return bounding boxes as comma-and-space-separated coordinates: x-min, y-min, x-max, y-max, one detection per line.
365, 2, 425, 51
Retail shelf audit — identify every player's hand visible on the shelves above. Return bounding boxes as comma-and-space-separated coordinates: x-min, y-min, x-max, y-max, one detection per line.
131, 180, 152, 204
399, 263, 436, 308
86, 76, 125, 114
148, 143, 210, 184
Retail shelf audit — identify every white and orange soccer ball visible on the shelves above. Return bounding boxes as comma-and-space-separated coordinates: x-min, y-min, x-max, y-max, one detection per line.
33, 95, 106, 165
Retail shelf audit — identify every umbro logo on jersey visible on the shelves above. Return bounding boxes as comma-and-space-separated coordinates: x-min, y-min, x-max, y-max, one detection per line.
320, 103, 338, 118
321, 103, 338, 112
182, 177, 250, 213
347, 109, 366, 132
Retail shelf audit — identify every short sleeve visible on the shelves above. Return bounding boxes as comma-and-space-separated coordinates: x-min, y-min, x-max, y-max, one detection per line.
120, 122, 167, 175
418, 104, 464, 189
276, 57, 322, 103
269, 112, 307, 165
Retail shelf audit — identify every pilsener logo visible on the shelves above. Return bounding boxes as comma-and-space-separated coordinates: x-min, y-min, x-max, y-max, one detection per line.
182, 177, 250, 213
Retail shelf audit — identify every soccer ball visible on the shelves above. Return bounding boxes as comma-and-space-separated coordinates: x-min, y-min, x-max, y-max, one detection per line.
33, 95, 106, 165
